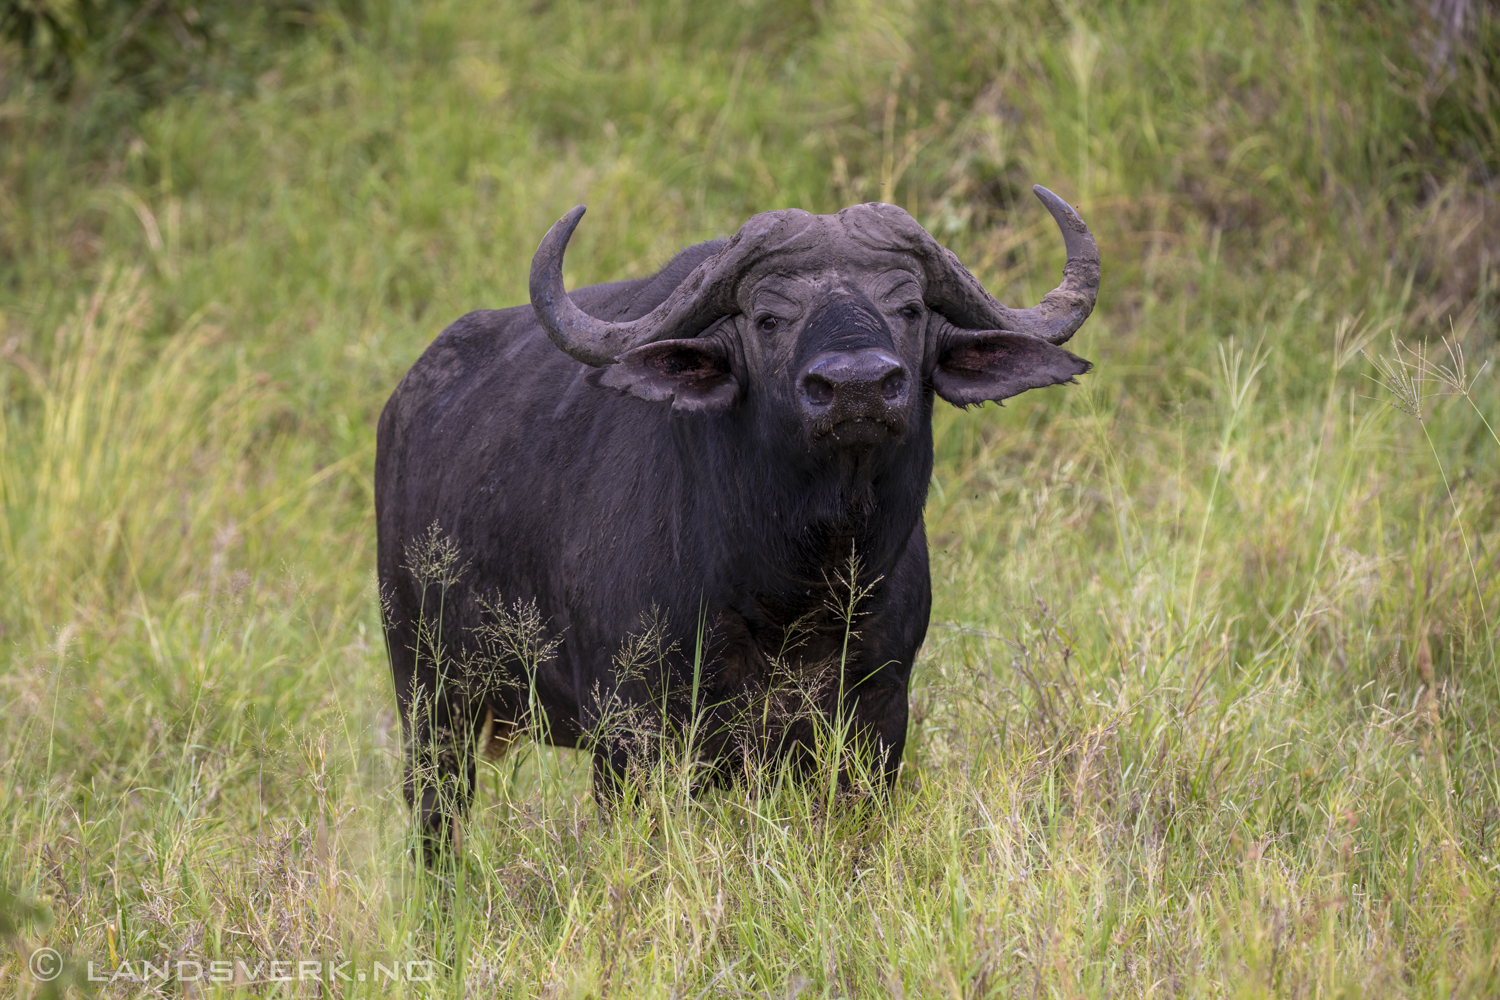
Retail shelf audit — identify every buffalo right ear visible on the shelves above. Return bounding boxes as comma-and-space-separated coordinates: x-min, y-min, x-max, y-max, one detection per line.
597, 338, 740, 415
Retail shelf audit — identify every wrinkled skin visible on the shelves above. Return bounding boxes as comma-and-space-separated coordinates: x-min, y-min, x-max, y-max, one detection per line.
376, 199, 1095, 859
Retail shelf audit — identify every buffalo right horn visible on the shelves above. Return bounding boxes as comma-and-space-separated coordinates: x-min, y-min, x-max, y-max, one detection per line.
529, 207, 749, 367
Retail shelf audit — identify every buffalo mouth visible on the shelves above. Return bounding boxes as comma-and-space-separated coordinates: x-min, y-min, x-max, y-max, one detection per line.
819, 415, 906, 448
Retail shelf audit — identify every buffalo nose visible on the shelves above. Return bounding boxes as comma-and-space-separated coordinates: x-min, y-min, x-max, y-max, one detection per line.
800, 350, 910, 424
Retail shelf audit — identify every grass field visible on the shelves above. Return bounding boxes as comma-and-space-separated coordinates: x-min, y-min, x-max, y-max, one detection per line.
2, 0, 1498, 995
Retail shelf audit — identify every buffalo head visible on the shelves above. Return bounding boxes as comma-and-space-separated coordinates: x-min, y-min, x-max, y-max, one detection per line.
529, 187, 1099, 454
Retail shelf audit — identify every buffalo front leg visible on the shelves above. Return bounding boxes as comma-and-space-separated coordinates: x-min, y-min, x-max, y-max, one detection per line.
402, 708, 477, 863
385, 609, 478, 864
843, 663, 912, 792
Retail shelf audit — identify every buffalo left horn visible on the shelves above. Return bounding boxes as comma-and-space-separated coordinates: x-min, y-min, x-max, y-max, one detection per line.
914, 186, 1099, 346
996, 185, 1101, 345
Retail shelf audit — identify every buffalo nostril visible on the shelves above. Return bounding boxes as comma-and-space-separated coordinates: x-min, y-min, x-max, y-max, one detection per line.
803, 375, 835, 406
880, 371, 906, 401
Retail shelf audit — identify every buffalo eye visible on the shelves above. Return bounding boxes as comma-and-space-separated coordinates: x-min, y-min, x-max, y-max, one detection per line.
756, 315, 780, 334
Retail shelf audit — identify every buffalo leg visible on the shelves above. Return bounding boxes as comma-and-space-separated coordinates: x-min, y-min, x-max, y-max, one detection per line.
590, 740, 633, 807
844, 664, 912, 790
403, 711, 477, 863
584, 685, 658, 808
384, 608, 477, 863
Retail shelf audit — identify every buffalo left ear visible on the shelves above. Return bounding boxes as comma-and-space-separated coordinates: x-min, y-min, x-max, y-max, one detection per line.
598, 338, 740, 415
931, 329, 1092, 407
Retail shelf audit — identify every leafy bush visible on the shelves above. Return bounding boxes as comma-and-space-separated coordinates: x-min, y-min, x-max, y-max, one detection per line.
1, 0, 361, 103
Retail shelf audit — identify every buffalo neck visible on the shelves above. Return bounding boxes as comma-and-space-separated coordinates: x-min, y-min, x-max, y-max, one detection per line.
666, 390, 935, 622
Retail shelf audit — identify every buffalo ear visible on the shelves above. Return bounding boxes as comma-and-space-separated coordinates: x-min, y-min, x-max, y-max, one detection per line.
931, 328, 1092, 407
597, 338, 740, 415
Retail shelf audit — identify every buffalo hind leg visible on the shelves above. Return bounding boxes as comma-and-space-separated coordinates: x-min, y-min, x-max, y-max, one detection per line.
590, 739, 634, 810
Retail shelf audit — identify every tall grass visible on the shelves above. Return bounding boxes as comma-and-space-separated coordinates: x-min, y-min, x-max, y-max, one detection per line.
1, 0, 1497, 995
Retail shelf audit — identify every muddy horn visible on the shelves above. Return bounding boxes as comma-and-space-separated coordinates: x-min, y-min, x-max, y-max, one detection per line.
908, 185, 1100, 346
1000, 185, 1101, 345
529, 206, 744, 367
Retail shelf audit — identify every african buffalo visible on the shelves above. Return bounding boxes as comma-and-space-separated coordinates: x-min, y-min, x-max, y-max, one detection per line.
376, 186, 1099, 853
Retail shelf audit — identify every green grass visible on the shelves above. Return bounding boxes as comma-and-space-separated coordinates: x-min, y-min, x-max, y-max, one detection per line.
1, 0, 1498, 995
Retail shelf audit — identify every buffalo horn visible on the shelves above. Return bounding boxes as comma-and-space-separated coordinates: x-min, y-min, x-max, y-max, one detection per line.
999, 185, 1101, 345
531, 186, 1099, 366
529, 206, 743, 367
916, 185, 1099, 346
